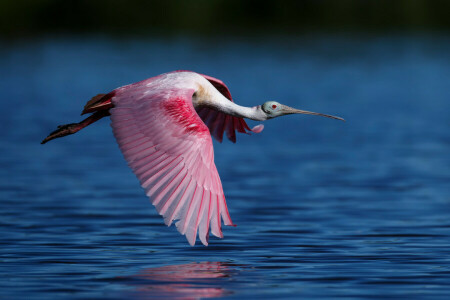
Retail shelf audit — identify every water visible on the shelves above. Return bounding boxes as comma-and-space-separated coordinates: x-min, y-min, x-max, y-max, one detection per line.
1, 35, 449, 299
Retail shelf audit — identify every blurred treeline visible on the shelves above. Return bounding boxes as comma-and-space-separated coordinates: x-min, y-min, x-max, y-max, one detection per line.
1, 0, 449, 38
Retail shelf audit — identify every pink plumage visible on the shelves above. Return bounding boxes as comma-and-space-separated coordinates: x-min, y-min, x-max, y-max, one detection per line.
109, 71, 259, 245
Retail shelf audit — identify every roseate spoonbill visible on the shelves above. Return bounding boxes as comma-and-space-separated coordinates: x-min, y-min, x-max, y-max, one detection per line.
42, 71, 344, 246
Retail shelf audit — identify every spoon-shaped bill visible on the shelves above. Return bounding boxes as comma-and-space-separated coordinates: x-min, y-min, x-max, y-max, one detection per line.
281, 105, 345, 121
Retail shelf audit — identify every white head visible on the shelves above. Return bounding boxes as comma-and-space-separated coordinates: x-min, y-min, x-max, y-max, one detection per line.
260, 101, 344, 121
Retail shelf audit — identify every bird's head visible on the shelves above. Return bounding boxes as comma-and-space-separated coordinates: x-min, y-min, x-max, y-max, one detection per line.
260, 101, 345, 121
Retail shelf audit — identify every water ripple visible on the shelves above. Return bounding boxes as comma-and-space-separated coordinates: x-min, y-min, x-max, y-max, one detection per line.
1, 35, 450, 299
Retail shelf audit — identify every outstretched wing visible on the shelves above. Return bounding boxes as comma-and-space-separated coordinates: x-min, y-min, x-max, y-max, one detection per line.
110, 85, 234, 246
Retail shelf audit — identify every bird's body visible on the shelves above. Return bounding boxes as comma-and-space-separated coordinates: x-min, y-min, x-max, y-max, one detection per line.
42, 71, 343, 246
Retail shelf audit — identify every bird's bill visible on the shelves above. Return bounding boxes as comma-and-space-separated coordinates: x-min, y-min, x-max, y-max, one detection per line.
281, 105, 345, 121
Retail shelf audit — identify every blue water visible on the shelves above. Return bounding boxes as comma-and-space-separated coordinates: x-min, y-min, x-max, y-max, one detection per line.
1, 35, 449, 299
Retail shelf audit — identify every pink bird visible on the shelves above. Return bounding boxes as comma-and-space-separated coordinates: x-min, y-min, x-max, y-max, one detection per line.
42, 71, 343, 246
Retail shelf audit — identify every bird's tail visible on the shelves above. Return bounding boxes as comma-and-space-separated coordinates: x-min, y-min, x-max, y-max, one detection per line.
41, 111, 109, 144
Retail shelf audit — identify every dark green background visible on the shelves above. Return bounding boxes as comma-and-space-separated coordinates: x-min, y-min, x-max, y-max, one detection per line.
2, 0, 449, 38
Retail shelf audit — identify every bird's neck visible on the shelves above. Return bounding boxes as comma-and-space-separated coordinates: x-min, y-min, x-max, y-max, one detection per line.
215, 101, 267, 121
194, 86, 267, 121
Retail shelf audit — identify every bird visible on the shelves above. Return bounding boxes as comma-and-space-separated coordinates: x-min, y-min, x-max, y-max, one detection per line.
42, 70, 344, 246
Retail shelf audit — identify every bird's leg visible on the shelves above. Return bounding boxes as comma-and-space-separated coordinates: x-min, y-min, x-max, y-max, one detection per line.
41, 110, 109, 144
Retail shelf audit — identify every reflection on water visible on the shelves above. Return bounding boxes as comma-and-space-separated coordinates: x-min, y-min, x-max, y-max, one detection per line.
126, 262, 231, 299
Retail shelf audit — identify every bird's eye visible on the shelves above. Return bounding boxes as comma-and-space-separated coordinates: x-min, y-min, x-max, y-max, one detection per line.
262, 101, 280, 114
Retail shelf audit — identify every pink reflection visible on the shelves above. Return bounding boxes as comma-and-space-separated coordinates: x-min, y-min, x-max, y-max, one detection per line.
128, 261, 231, 299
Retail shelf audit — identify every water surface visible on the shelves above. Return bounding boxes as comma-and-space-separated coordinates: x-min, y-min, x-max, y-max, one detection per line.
1, 35, 449, 299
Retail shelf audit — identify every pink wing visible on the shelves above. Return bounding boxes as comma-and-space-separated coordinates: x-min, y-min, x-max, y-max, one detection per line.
109, 84, 234, 246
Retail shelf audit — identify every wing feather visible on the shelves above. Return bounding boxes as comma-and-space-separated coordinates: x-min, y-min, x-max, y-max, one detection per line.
169, 177, 195, 225
198, 191, 211, 245
210, 194, 222, 238
110, 77, 233, 246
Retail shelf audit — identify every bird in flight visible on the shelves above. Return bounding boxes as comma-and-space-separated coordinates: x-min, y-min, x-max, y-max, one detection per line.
42, 71, 344, 246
